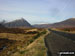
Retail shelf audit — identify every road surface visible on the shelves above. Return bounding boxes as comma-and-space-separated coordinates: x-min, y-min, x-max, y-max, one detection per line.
44, 29, 75, 56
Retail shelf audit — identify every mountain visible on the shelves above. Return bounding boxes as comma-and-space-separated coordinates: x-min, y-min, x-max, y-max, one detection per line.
33, 18, 75, 28
50, 18, 75, 28
4, 18, 32, 28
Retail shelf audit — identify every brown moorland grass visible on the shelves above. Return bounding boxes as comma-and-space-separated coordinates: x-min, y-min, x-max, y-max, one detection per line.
56, 27, 75, 31
51, 27, 75, 33
0, 28, 46, 56
10, 29, 48, 56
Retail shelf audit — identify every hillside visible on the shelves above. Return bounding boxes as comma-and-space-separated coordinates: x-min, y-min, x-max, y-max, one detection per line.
0, 24, 5, 28
33, 18, 75, 28
50, 18, 75, 28
4, 18, 32, 28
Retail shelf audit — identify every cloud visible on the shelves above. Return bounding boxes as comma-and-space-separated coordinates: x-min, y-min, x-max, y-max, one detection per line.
50, 8, 60, 17
23, 16, 56, 24
0, 0, 75, 24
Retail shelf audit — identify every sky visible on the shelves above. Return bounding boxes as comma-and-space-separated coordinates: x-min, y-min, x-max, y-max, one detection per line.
0, 0, 75, 25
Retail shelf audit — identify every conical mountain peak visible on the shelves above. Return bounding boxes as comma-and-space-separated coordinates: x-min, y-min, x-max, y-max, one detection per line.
4, 18, 32, 28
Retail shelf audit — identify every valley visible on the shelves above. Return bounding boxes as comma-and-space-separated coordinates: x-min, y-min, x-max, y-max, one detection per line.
0, 18, 75, 56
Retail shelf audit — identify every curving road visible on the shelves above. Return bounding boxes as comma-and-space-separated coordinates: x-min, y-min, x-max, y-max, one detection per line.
44, 29, 75, 56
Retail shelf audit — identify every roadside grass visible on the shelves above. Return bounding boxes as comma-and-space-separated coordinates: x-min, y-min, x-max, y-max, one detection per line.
51, 28, 75, 34
21, 29, 48, 56
11, 29, 48, 56
22, 37, 47, 56
0, 28, 48, 56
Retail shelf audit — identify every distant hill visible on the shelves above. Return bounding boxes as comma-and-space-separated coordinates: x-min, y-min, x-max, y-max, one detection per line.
0, 24, 5, 28
4, 18, 32, 28
33, 24, 51, 28
33, 18, 75, 28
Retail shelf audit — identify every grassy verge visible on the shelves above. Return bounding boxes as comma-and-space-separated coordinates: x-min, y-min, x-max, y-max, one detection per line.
11, 29, 48, 56
23, 30, 47, 56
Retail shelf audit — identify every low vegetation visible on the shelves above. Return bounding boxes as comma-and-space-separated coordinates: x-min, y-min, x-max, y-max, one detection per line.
0, 28, 47, 56
52, 27, 75, 33
11, 29, 48, 56
58, 27, 75, 32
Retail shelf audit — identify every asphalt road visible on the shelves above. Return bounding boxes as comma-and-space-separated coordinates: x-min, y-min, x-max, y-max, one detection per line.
44, 29, 75, 56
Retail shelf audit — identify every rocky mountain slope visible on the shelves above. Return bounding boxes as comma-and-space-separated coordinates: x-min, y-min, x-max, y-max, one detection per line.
4, 18, 32, 28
